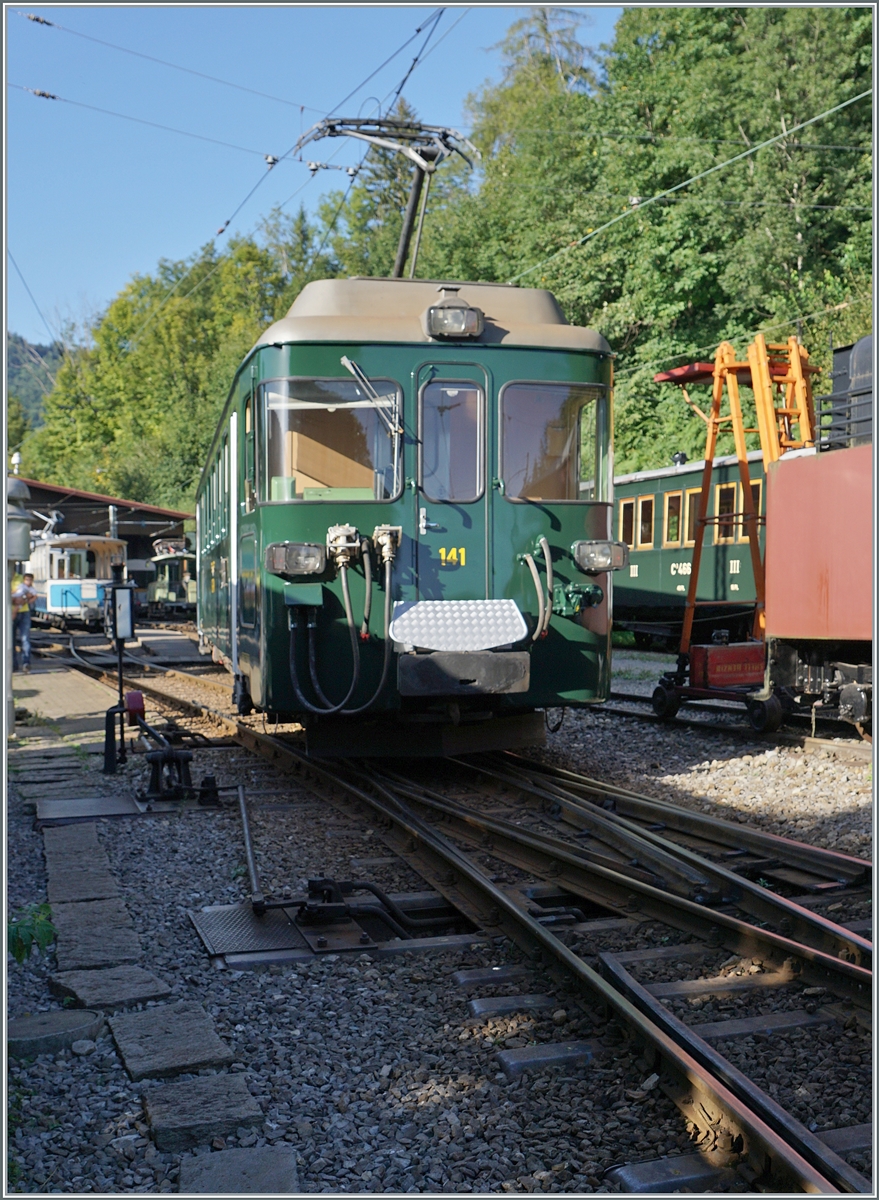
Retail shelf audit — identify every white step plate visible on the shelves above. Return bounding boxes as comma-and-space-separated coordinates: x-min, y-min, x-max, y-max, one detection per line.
389, 599, 528, 653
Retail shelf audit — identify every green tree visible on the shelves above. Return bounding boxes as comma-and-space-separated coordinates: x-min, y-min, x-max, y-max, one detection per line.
428, 6, 871, 470
7, 394, 29, 459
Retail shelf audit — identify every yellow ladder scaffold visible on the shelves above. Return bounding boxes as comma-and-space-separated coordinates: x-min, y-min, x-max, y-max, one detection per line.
655, 336, 819, 657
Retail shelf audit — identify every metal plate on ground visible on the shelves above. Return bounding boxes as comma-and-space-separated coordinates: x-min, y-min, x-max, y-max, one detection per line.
297, 918, 375, 953
189, 904, 310, 956
390, 599, 527, 652
36, 796, 142, 824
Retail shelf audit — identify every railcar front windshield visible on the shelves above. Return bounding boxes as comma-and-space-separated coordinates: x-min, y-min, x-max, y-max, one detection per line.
501, 382, 610, 502
260, 377, 402, 501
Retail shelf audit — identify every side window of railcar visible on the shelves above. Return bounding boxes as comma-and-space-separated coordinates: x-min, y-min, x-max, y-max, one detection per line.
260, 377, 402, 502
244, 394, 256, 508
714, 482, 737, 544
737, 480, 761, 543
502, 383, 608, 501
663, 491, 683, 548
619, 498, 635, 548
420, 380, 483, 502
636, 496, 654, 550
240, 535, 258, 627
683, 487, 701, 546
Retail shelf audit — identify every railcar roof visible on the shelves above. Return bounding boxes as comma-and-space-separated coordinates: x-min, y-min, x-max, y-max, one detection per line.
255, 277, 611, 353
614, 449, 764, 486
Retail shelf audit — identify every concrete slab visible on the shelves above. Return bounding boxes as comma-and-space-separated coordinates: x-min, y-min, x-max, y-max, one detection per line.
51, 965, 172, 1011
495, 1040, 597, 1080
694, 1008, 836, 1041
37, 796, 142, 824
178, 1146, 299, 1193
12, 667, 118, 722
51, 899, 143, 971
468, 993, 556, 1017
605, 1153, 736, 1193
44, 823, 100, 853
820, 1123, 873, 1153
47, 866, 120, 903
8, 1009, 104, 1058
143, 1074, 264, 1152
109, 1001, 234, 1081
452, 964, 532, 987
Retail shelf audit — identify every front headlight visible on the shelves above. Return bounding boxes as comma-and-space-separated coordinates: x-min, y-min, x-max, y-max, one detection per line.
265, 542, 326, 576
571, 540, 629, 574
425, 304, 484, 338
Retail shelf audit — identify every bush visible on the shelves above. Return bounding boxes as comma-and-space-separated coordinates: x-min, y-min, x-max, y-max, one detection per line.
7, 904, 56, 964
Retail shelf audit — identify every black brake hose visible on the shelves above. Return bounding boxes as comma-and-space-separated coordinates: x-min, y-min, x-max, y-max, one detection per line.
360, 538, 372, 639
289, 563, 361, 715
338, 557, 394, 715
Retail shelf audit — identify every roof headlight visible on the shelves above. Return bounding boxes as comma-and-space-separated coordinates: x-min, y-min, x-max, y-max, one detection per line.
425, 303, 484, 339
265, 542, 326, 576
572, 540, 629, 574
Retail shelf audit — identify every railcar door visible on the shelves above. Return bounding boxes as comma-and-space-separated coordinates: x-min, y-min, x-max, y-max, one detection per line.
415, 363, 489, 600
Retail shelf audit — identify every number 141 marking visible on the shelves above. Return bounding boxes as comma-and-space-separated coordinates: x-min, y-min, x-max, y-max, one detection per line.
438, 547, 466, 566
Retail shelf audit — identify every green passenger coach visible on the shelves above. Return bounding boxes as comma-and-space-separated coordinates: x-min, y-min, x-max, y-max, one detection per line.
613, 452, 765, 649
196, 277, 628, 755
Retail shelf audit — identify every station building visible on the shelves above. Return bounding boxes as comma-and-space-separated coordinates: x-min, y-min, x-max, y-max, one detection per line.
15, 477, 193, 587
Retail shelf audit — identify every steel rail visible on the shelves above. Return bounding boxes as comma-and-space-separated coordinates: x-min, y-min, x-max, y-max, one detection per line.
231, 732, 837, 1194
506, 752, 871, 884
51, 655, 855, 1191
370, 768, 871, 1006
599, 952, 871, 1194
462, 757, 871, 969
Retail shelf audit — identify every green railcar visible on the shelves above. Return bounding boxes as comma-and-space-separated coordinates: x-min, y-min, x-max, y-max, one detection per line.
613, 452, 766, 649
196, 278, 628, 754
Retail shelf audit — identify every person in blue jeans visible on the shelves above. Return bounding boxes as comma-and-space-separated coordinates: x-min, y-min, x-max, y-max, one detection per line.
12, 573, 37, 673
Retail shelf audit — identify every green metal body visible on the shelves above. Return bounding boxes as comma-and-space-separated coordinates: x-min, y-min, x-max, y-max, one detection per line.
198, 336, 614, 716
613, 454, 766, 644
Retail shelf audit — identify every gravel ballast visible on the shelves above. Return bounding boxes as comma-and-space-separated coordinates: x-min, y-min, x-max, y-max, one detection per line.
7, 666, 872, 1193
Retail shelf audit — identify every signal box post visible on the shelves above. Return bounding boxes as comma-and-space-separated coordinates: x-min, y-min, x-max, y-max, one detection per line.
103, 560, 135, 773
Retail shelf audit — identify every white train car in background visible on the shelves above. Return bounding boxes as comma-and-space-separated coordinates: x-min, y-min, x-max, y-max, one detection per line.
26, 532, 127, 627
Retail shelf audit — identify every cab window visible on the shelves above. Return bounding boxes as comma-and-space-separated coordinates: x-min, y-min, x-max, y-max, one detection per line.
636, 496, 654, 550
261, 377, 402, 501
502, 383, 608, 501
421, 380, 483, 502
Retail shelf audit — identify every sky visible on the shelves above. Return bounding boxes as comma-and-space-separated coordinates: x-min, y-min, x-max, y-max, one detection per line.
5, 4, 622, 347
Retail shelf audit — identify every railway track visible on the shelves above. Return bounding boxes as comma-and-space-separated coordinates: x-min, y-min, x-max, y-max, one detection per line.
599, 691, 872, 758
51, 637, 873, 1192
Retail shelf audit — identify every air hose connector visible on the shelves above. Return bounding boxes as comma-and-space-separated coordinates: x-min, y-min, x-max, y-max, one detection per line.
327, 524, 361, 567
372, 525, 402, 564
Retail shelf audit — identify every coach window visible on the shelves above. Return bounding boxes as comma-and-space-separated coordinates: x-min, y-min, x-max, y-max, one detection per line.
636, 496, 654, 550
262, 377, 402, 501
737, 479, 761, 543
502, 383, 609, 501
244, 395, 256, 504
663, 491, 683, 547
683, 487, 702, 546
619, 498, 635, 547
421, 380, 483, 502
714, 482, 737, 544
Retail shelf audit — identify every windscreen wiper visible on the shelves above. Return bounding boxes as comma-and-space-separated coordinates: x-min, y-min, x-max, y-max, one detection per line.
340, 356, 400, 438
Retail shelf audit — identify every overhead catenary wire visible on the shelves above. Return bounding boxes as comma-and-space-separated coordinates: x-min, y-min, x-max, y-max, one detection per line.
613, 297, 871, 381
509, 88, 873, 284
17, 9, 325, 113
128, 8, 450, 347
9, 83, 279, 159
7, 249, 58, 345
